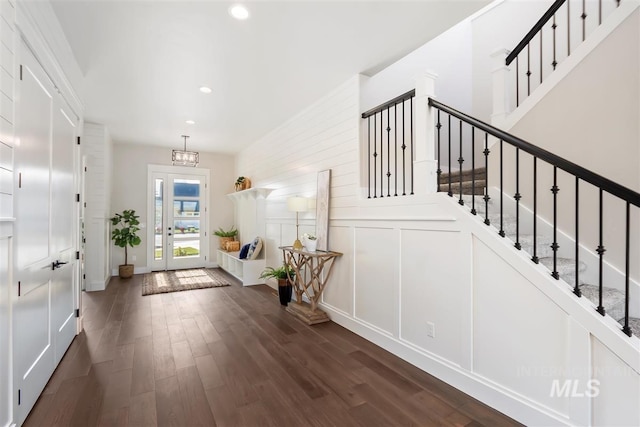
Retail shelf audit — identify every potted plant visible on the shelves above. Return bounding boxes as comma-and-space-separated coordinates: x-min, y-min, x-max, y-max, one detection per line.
213, 226, 238, 250
302, 232, 317, 252
259, 265, 296, 306
110, 209, 142, 279
234, 176, 251, 191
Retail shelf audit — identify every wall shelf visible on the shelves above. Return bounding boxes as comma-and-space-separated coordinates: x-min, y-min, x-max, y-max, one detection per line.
226, 187, 272, 201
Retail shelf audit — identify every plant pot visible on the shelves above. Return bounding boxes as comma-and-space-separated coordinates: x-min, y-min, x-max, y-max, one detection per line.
277, 278, 292, 306
219, 236, 234, 250
119, 264, 134, 279
304, 238, 317, 252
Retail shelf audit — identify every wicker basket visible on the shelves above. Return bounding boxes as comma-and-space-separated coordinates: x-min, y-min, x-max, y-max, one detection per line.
225, 241, 240, 252
219, 236, 234, 250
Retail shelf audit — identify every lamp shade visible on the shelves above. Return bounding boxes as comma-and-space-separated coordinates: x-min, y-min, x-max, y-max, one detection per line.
287, 196, 308, 212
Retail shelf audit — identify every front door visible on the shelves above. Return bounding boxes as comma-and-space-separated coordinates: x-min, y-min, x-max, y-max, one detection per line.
148, 167, 209, 271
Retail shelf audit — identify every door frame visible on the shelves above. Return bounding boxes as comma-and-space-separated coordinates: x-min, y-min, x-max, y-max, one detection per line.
146, 164, 210, 271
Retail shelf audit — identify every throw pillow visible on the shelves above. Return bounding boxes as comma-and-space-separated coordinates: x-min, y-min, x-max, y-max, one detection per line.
247, 237, 263, 260
239, 243, 250, 259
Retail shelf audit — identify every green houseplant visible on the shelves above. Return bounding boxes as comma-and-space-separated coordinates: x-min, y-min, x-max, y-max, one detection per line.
110, 209, 142, 278
213, 226, 238, 250
260, 265, 296, 306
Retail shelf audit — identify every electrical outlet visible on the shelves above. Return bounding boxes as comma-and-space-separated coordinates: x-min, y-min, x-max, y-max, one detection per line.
132, 255, 137, 262
426, 322, 435, 338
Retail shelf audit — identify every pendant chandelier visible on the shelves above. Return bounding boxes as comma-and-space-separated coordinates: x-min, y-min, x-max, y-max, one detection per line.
172, 135, 199, 167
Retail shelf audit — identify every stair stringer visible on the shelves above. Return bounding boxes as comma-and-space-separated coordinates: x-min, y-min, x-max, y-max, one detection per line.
486, 185, 640, 318
493, 0, 640, 131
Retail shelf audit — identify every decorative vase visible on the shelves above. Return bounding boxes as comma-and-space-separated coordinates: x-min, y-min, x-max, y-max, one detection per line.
277, 278, 292, 306
304, 238, 317, 252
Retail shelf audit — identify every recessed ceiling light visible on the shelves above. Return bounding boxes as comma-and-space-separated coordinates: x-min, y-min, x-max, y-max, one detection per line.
199, 86, 212, 94
229, 4, 249, 20
185, 120, 195, 125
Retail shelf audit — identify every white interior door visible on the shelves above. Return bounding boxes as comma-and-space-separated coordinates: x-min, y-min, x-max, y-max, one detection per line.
148, 167, 209, 271
13, 42, 78, 424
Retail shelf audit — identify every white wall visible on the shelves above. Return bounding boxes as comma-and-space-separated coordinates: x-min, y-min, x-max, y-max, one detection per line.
236, 66, 640, 425
111, 143, 235, 273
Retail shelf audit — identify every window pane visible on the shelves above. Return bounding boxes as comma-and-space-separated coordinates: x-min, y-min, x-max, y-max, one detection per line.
173, 179, 200, 197
172, 239, 200, 258
173, 200, 200, 217
154, 178, 163, 260
173, 219, 200, 237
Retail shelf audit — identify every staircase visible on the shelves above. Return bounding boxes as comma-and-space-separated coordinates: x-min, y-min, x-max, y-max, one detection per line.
439, 168, 640, 336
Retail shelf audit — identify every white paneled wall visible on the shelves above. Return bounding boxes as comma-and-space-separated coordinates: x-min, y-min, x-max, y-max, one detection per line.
0, 1, 13, 425
237, 71, 640, 425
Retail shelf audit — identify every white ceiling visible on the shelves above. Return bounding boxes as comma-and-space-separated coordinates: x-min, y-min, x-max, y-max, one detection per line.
51, 0, 490, 154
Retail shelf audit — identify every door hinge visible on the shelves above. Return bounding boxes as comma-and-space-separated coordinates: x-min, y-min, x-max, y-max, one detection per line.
76, 194, 80, 202
17, 281, 20, 297
83, 202, 86, 208
75, 308, 80, 318
18, 172, 21, 188
18, 389, 20, 405
76, 251, 80, 260
19, 65, 22, 81
77, 136, 81, 145
83, 274, 86, 280
84, 166, 87, 172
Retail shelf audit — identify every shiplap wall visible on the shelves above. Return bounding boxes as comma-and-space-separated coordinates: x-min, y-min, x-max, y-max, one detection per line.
83, 123, 112, 291
0, 1, 14, 425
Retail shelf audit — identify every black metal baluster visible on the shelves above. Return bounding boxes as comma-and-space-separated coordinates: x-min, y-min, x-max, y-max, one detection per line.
581, 0, 587, 42
539, 31, 543, 84
514, 148, 521, 249
402, 101, 406, 196
516, 56, 520, 107
367, 116, 371, 198
436, 110, 442, 192
483, 133, 490, 226
567, 0, 571, 56
410, 97, 414, 195
596, 188, 606, 315
574, 177, 581, 296
526, 44, 531, 97
380, 109, 384, 198
599, 0, 602, 24
552, 14, 558, 69
551, 166, 560, 279
458, 120, 464, 205
471, 127, 477, 215
394, 104, 398, 196
499, 140, 505, 237
448, 115, 452, 197
373, 114, 377, 198
386, 108, 391, 197
622, 202, 632, 336
532, 157, 539, 263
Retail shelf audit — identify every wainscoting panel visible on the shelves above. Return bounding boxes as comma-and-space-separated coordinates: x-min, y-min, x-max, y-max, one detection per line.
472, 236, 570, 416
321, 225, 353, 316
354, 227, 398, 335
399, 228, 466, 366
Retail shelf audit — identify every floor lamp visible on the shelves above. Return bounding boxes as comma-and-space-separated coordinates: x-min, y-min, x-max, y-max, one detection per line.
287, 196, 308, 249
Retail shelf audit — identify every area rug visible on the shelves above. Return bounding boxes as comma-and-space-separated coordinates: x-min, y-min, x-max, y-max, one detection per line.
142, 268, 230, 296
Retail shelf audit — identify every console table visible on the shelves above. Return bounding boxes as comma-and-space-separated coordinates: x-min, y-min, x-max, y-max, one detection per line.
279, 246, 342, 325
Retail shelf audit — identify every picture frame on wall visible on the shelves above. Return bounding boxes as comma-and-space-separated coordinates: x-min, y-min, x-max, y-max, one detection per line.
316, 169, 331, 251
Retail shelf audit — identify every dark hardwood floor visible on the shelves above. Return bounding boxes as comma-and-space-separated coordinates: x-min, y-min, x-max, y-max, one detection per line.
24, 271, 521, 426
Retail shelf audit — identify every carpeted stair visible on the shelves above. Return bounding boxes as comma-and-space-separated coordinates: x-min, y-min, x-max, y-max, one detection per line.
440, 168, 638, 337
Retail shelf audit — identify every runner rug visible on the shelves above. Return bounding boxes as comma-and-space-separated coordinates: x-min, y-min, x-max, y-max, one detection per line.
142, 268, 230, 296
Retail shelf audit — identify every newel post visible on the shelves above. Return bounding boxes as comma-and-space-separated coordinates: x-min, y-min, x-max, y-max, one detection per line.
413, 72, 438, 195
491, 48, 511, 128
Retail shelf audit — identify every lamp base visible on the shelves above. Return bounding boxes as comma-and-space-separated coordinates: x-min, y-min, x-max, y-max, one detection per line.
293, 239, 303, 250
